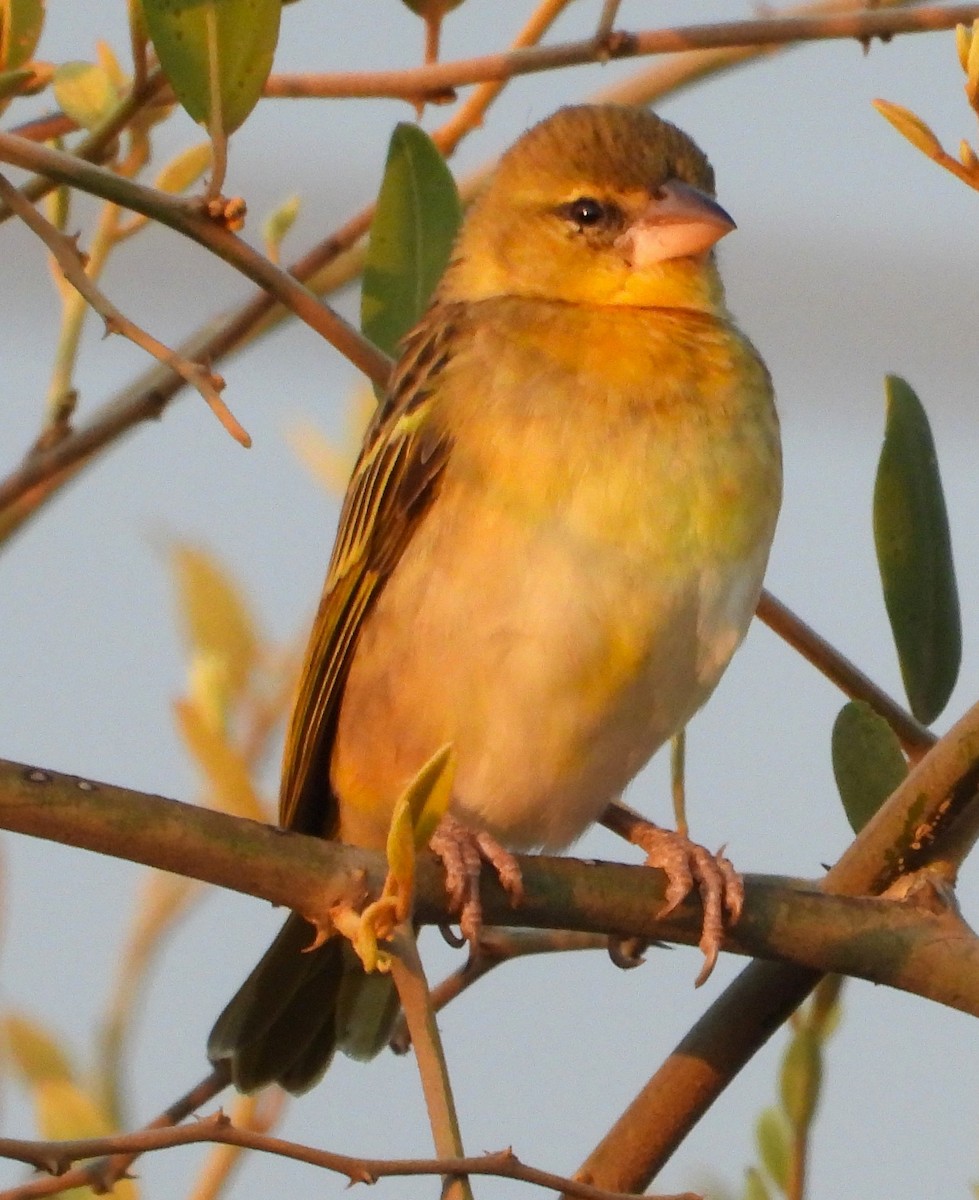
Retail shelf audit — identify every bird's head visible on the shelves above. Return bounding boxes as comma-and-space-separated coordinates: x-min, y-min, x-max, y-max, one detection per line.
439, 104, 734, 314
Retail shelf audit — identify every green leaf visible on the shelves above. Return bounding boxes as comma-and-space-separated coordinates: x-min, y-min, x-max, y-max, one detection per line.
832, 701, 908, 833
401, 0, 465, 17
0, 0, 45, 72
0, 65, 31, 100
755, 1107, 790, 1192
873, 376, 961, 723
140, 0, 281, 134
53, 62, 117, 131
262, 192, 301, 259
780, 1028, 821, 1133
400, 742, 456, 848
32, 1081, 140, 1197
361, 122, 461, 362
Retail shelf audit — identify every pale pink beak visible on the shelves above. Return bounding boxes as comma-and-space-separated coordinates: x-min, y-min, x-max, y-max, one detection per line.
614, 179, 736, 267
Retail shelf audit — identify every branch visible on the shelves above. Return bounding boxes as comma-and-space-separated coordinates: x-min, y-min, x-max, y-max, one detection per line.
0, 67, 167, 225
0, 172, 251, 448
263, 6, 979, 100
388, 927, 473, 1200
756, 589, 935, 760
0, 750, 978, 1013
0, 132, 391, 389
0, 1112, 698, 1200
0, 0, 928, 533
0, 1068, 231, 1200
569, 697, 979, 1195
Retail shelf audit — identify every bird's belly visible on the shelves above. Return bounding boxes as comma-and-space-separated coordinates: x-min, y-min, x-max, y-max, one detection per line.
332, 483, 768, 852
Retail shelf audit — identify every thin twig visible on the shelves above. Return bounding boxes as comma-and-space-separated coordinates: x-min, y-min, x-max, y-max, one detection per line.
390, 929, 606, 1053
0, 131, 392, 388
0, 67, 167, 224
0, 0, 923, 532
187, 1090, 287, 1200
0, 1112, 699, 1200
0, 171, 251, 447
263, 6, 979, 100
389, 925, 474, 1200
0, 1068, 231, 1200
756, 589, 935, 760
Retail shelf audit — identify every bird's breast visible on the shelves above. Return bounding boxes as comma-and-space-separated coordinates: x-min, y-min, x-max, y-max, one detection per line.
332, 299, 780, 851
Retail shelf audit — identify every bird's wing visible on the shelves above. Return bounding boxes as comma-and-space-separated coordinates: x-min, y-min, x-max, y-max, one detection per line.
278, 305, 459, 835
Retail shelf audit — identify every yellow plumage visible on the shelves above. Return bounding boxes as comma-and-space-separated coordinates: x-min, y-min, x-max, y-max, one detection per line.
209, 103, 781, 1094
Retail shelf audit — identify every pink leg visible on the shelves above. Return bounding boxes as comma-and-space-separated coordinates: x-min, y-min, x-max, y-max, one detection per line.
429, 814, 524, 945
627, 821, 743, 985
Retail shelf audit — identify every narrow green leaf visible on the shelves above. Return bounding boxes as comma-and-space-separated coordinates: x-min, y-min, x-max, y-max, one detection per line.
873, 376, 961, 723
262, 192, 301, 259
755, 1107, 790, 1192
401, 0, 465, 18
174, 697, 266, 820
400, 742, 456, 848
2, 1013, 75, 1085
0, 0, 46, 72
832, 701, 908, 833
0, 65, 32, 100
140, 0, 280, 134
361, 122, 461, 361
780, 1028, 821, 1133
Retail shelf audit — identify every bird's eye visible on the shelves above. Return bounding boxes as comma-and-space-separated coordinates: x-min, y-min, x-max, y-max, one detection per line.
560, 196, 618, 229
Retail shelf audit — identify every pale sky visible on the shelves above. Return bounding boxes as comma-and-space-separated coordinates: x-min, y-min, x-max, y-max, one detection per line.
0, 3, 977, 1198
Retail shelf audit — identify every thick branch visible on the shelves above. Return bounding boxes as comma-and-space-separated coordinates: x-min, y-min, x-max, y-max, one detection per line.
0, 753, 977, 1016
570, 698, 979, 1195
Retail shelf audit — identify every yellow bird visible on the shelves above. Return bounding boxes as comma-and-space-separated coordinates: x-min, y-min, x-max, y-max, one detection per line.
209, 104, 782, 1094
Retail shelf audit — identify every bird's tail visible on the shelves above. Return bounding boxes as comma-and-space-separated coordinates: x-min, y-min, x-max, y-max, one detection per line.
207, 912, 400, 1094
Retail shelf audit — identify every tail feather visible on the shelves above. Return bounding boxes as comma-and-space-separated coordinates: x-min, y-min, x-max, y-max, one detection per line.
208, 912, 398, 1094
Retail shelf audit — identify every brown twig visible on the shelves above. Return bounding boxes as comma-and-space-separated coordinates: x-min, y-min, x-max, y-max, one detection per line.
0, 0, 924, 535
0, 1068, 230, 1200
0, 171, 251, 447
187, 1090, 287, 1200
0, 1113, 698, 1200
0, 132, 391, 390
756, 589, 935, 760
2, 755, 979, 1010
263, 6, 979, 100
570, 698, 979, 1195
0, 67, 167, 224
390, 929, 606, 1054
388, 926, 473, 1200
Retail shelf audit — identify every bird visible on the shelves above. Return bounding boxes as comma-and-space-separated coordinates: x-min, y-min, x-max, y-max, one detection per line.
208, 103, 782, 1095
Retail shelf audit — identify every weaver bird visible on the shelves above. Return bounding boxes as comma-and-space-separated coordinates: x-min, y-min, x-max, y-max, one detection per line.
209, 104, 781, 1094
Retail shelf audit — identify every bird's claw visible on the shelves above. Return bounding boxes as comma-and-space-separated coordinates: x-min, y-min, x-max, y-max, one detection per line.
630, 823, 743, 985
430, 815, 524, 946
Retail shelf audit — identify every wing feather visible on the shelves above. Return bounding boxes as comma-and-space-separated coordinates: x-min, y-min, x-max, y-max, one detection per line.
278, 306, 460, 834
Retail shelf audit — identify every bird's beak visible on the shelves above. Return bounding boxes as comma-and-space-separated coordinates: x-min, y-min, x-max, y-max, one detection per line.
614, 180, 736, 268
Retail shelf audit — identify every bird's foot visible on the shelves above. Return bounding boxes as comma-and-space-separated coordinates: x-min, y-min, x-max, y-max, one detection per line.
429, 814, 524, 946
628, 821, 743, 985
